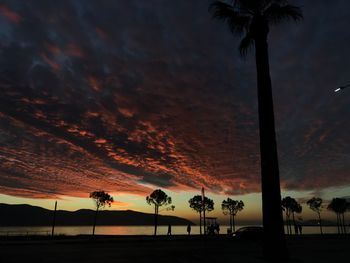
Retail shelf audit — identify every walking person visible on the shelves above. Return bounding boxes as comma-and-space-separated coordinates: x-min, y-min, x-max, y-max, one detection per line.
167, 224, 172, 236
187, 224, 191, 236
298, 223, 303, 235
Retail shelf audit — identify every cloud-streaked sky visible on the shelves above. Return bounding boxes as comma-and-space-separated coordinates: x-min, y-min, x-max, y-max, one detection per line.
0, 0, 349, 221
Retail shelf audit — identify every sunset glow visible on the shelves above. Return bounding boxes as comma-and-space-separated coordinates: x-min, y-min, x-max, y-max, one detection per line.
0, 0, 349, 223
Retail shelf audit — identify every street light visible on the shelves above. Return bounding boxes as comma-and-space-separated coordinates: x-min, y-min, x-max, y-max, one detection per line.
335, 83, 350, 92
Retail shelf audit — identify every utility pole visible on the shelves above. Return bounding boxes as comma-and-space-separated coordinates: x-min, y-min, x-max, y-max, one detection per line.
52, 201, 57, 237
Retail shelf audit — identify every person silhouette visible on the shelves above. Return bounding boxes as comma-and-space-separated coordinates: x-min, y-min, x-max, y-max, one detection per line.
167, 224, 172, 236
216, 223, 220, 234
298, 224, 302, 235
187, 224, 191, 235
294, 223, 299, 235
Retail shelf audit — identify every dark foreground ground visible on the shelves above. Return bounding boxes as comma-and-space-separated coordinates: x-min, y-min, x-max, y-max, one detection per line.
0, 235, 349, 263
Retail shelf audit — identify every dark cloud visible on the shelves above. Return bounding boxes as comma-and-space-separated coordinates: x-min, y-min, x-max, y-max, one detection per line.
0, 0, 349, 198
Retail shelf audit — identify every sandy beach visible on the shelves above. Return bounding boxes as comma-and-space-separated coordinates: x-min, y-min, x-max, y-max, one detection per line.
0, 234, 349, 263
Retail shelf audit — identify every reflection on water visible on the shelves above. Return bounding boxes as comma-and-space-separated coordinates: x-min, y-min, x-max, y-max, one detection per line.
0, 225, 349, 236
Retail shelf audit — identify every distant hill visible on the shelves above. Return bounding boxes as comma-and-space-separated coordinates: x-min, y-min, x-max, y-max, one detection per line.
0, 204, 194, 226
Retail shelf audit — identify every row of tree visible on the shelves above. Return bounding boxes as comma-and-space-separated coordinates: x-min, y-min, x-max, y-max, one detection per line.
88, 190, 349, 237
145, 189, 245, 236
283, 196, 350, 235
89, 189, 245, 236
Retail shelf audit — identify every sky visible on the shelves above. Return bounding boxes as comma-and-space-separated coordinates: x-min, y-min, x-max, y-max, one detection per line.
0, 0, 349, 224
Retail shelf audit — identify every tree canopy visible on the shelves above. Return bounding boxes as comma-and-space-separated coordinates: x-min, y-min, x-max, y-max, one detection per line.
188, 195, 214, 213
221, 198, 244, 216
89, 191, 114, 210
146, 189, 173, 209
307, 197, 323, 213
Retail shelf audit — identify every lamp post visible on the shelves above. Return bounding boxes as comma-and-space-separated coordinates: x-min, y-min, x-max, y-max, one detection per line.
334, 83, 350, 92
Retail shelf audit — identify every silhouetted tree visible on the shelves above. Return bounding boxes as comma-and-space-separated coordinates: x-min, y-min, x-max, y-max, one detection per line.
221, 198, 244, 232
307, 197, 323, 234
189, 195, 203, 234
189, 195, 214, 235
209, 1, 302, 260
146, 189, 174, 236
89, 191, 113, 236
281, 196, 295, 235
291, 200, 302, 234
328, 198, 347, 234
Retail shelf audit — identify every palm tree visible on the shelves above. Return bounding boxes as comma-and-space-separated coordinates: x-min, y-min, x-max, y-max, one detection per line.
307, 197, 323, 234
146, 189, 174, 236
209, 0, 302, 259
189, 195, 214, 234
221, 198, 244, 233
89, 191, 113, 236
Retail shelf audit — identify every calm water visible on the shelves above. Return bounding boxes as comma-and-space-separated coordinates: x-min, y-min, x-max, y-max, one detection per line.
0, 225, 348, 236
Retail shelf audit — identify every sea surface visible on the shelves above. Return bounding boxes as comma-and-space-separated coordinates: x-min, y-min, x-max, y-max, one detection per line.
0, 225, 348, 236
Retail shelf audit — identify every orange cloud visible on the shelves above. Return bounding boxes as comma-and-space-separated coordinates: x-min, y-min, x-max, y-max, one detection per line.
41, 53, 61, 72
86, 76, 102, 91
0, 5, 22, 24
66, 43, 85, 58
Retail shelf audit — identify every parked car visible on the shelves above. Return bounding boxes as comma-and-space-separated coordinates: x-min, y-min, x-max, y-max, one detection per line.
233, 226, 263, 240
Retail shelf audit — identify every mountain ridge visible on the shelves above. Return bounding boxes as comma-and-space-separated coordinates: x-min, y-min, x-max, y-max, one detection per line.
0, 203, 194, 226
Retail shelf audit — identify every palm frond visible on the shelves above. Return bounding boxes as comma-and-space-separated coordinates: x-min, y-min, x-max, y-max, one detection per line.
235, 0, 256, 11
264, 3, 303, 24
238, 34, 254, 57
209, 1, 251, 35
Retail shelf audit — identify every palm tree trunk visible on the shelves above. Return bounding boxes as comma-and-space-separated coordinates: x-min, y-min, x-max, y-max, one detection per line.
230, 214, 233, 233
318, 212, 323, 235
255, 35, 287, 260
92, 206, 99, 236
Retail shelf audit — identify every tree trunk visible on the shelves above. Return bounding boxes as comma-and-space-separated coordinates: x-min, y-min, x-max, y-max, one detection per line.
230, 214, 233, 233
203, 207, 206, 235
284, 211, 289, 235
342, 213, 346, 234
292, 212, 296, 235
255, 34, 287, 260
154, 205, 158, 236
288, 214, 292, 235
199, 211, 202, 235
336, 213, 340, 234
232, 215, 236, 233
92, 206, 99, 236
318, 212, 323, 235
